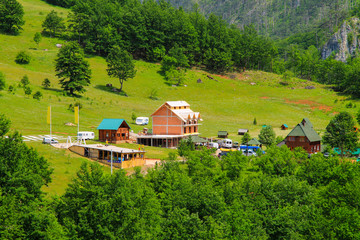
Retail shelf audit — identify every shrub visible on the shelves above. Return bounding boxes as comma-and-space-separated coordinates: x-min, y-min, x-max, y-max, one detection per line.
68, 102, 82, 111
131, 112, 137, 123
15, 51, 31, 64
149, 89, 159, 100
42, 78, 51, 88
20, 75, 30, 87
24, 86, 32, 97
8, 85, 16, 94
0, 72, 5, 90
33, 91, 42, 100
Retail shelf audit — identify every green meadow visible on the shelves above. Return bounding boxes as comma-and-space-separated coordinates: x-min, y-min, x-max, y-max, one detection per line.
1, 0, 359, 196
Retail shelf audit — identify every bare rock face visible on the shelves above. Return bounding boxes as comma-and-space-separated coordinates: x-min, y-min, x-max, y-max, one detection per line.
322, 18, 359, 62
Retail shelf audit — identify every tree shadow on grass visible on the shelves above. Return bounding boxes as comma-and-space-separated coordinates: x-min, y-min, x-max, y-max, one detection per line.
95, 85, 128, 97
44, 87, 62, 93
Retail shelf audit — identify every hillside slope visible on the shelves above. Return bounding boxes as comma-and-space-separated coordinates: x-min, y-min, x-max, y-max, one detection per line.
1, 0, 357, 138
167, 0, 358, 39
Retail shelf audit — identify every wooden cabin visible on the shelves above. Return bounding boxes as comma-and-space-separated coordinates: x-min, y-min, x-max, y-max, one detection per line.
285, 118, 321, 154
97, 119, 131, 144
238, 129, 248, 135
218, 131, 228, 138
281, 124, 288, 130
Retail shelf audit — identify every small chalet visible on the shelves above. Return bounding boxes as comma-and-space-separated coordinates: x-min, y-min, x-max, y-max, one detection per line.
137, 101, 202, 148
285, 118, 321, 154
238, 129, 249, 135
247, 138, 261, 146
97, 119, 131, 144
281, 124, 288, 130
218, 131, 228, 138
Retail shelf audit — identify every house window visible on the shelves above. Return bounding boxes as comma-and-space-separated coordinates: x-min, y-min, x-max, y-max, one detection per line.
184, 127, 186, 134
106, 132, 109, 137
122, 133, 125, 138
288, 137, 295, 141
117, 134, 120, 137
300, 137, 305, 142
194, 126, 197, 132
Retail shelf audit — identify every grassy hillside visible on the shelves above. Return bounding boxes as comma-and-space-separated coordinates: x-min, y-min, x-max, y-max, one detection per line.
1, 0, 359, 196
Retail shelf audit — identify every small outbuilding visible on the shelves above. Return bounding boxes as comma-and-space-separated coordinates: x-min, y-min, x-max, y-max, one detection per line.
238, 129, 249, 135
97, 119, 131, 144
247, 138, 261, 146
218, 131, 228, 138
281, 124, 288, 130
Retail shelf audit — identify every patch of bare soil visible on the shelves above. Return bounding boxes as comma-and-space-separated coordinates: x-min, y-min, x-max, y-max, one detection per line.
285, 99, 333, 112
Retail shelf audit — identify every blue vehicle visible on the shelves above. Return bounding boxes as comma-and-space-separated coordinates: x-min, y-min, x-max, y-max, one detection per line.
238, 145, 264, 154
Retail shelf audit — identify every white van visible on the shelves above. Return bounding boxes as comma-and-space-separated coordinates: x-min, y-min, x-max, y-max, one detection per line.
77, 131, 95, 140
136, 117, 149, 125
220, 139, 233, 148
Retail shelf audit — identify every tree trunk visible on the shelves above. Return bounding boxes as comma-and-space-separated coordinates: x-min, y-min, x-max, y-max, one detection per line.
119, 79, 124, 92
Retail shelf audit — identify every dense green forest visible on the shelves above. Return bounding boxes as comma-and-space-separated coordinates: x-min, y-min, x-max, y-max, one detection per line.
2, 114, 360, 239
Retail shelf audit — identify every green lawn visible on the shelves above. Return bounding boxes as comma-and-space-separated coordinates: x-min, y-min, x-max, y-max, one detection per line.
1, 0, 359, 197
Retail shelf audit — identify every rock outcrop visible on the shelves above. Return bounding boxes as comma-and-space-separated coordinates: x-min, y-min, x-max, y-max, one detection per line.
322, 18, 359, 62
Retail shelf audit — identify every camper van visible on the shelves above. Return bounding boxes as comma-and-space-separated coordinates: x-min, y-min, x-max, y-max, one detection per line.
207, 142, 219, 149
220, 139, 233, 148
77, 132, 95, 140
136, 117, 149, 125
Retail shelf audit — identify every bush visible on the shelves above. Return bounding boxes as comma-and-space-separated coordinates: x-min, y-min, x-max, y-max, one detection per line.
15, 51, 31, 64
131, 112, 137, 122
8, 85, 16, 94
24, 86, 32, 97
33, 91, 42, 100
0, 72, 5, 90
20, 75, 30, 87
42, 78, 51, 88
149, 89, 159, 100
68, 102, 82, 111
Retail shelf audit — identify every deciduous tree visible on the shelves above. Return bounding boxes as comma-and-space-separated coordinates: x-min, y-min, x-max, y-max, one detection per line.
42, 10, 65, 37
0, 0, 25, 35
258, 125, 276, 146
55, 42, 91, 95
323, 112, 358, 157
106, 46, 136, 92
33, 32, 42, 48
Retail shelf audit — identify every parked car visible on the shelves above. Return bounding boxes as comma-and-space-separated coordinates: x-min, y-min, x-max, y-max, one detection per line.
136, 117, 149, 125
42, 137, 58, 144
241, 149, 257, 156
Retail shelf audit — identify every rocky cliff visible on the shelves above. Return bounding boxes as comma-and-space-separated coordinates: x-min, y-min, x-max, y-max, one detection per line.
322, 18, 360, 62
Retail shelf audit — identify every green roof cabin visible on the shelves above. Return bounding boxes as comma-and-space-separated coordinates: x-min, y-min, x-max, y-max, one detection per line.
285, 118, 321, 154
247, 138, 261, 146
97, 119, 131, 143
218, 131, 228, 138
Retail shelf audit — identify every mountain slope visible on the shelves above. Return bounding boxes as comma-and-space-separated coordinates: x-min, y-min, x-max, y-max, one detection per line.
167, 0, 358, 39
